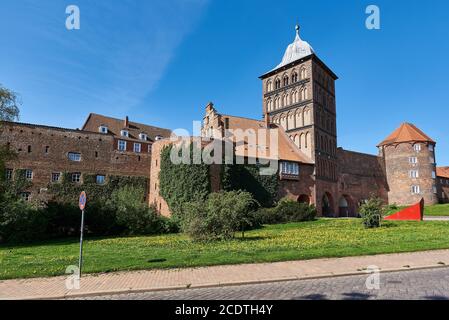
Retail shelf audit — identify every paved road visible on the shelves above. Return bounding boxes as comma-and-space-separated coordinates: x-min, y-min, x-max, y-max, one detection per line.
73, 267, 449, 300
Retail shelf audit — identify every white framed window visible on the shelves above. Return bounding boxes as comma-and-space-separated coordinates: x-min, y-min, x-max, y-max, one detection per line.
96, 175, 106, 185
433, 185, 438, 194
148, 144, 152, 153
429, 144, 434, 152
155, 135, 163, 141
139, 133, 147, 141
409, 157, 418, 164
411, 185, 420, 194
5, 169, 13, 180
25, 169, 33, 180
133, 143, 141, 153
20, 192, 31, 202
121, 130, 129, 138
71, 173, 81, 183
429, 156, 435, 164
99, 126, 108, 134
409, 170, 419, 178
68, 152, 81, 162
51, 173, 61, 183
280, 161, 299, 175
432, 171, 437, 179
414, 144, 421, 152
118, 140, 127, 151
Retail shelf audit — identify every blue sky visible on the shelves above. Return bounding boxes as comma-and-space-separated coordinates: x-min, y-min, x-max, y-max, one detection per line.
1, 0, 448, 164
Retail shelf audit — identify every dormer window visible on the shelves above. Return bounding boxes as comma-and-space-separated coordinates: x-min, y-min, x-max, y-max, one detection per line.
121, 130, 129, 138
155, 135, 163, 141
139, 133, 148, 141
99, 125, 108, 134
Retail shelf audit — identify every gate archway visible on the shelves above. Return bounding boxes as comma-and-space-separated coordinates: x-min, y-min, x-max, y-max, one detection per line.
338, 195, 355, 217
322, 192, 334, 217
298, 194, 310, 205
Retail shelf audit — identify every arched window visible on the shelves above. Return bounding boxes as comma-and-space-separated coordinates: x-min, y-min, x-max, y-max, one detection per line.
302, 87, 308, 100
288, 113, 295, 130
283, 75, 289, 87
280, 115, 287, 130
292, 72, 298, 83
295, 111, 302, 128
294, 135, 300, 148
290, 91, 296, 104
305, 132, 310, 149
283, 94, 288, 107
301, 67, 307, 79
266, 80, 273, 92
275, 78, 281, 89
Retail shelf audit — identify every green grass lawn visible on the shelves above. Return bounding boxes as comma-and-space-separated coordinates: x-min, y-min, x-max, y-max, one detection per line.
2, 219, 449, 280
424, 204, 449, 216
386, 204, 449, 217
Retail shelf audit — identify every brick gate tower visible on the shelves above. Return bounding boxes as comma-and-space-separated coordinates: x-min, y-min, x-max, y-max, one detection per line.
259, 24, 339, 215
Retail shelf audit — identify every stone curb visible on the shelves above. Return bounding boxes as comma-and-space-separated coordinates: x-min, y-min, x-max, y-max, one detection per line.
8, 263, 448, 300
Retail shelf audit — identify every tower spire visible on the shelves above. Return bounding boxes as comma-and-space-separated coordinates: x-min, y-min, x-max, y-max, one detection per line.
295, 23, 300, 38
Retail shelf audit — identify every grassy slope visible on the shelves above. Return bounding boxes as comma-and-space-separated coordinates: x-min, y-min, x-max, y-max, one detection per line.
424, 204, 449, 216
2, 219, 449, 280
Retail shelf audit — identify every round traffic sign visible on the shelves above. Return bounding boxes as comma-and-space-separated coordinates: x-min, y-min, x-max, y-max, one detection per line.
79, 191, 87, 210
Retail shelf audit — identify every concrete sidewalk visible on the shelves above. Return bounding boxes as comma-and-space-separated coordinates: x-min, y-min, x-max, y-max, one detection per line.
2, 249, 449, 300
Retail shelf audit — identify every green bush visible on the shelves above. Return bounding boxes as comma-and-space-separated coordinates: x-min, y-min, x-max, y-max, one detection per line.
0, 194, 47, 243
255, 198, 317, 225
111, 186, 178, 235
359, 197, 385, 228
181, 191, 257, 241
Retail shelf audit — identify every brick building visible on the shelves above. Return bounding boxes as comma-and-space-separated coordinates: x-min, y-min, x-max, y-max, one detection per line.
0, 114, 171, 202
1, 24, 447, 217
196, 25, 447, 216
437, 167, 449, 203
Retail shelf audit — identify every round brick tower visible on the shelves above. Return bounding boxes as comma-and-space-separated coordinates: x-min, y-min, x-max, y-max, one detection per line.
378, 123, 438, 206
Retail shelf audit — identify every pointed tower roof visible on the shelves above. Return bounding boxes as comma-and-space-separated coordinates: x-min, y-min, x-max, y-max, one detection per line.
274, 24, 315, 71
378, 123, 435, 147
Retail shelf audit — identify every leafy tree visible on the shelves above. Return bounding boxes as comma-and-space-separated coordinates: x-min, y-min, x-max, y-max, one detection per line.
0, 85, 20, 122
0, 85, 20, 187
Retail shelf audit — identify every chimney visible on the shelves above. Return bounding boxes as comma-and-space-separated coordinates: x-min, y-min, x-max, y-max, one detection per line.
124, 116, 129, 128
265, 114, 270, 128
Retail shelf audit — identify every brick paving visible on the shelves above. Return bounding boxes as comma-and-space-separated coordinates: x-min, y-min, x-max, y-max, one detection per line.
1, 249, 449, 300
74, 267, 449, 300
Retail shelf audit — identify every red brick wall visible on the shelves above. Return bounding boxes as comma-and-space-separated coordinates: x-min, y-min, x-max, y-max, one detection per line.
0, 122, 151, 201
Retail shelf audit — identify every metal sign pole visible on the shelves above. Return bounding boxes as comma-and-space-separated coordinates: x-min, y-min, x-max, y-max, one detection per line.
78, 209, 85, 279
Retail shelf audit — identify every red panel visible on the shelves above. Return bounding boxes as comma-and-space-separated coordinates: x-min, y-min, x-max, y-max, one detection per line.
385, 198, 424, 221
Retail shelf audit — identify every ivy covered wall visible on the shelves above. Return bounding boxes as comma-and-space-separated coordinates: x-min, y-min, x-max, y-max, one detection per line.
47, 173, 148, 205
158, 142, 280, 215
221, 164, 279, 208
159, 144, 211, 218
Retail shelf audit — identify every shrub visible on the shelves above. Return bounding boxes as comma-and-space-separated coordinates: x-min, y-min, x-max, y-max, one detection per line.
181, 191, 257, 241
255, 198, 317, 225
111, 185, 178, 235
0, 194, 47, 243
359, 197, 385, 228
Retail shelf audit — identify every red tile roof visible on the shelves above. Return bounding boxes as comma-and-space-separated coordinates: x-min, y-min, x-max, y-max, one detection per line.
218, 115, 313, 164
378, 123, 435, 147
82, 113, 171, 142
437, 167, 449, 179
